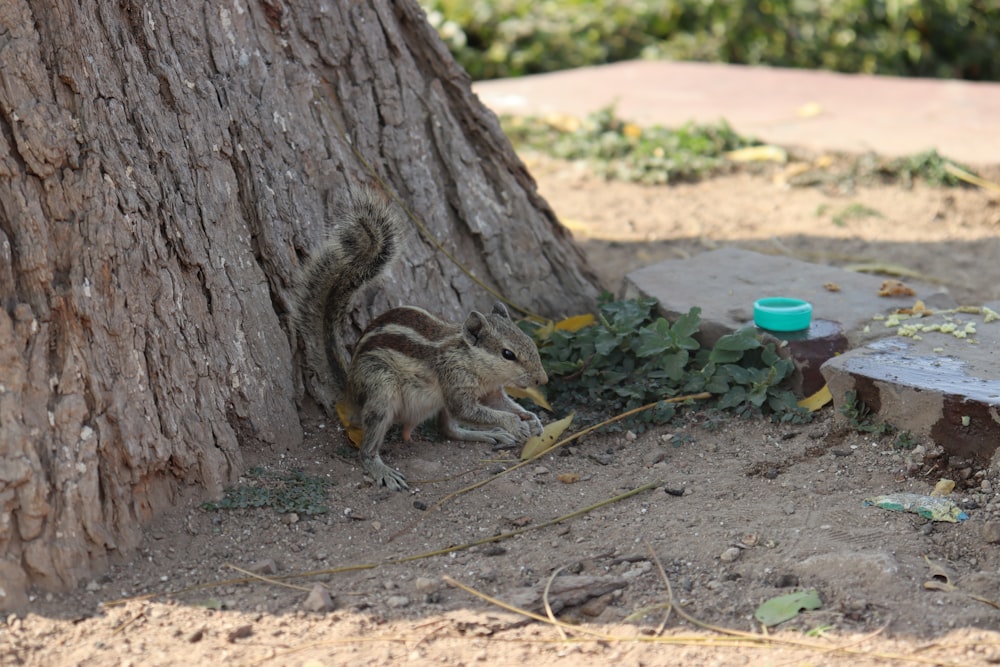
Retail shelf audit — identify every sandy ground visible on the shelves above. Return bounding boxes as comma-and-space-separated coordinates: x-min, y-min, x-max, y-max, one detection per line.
5, 155, 1000, 666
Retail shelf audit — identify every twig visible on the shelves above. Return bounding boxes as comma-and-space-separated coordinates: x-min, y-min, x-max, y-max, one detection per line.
543, 566, 569, 641
643, 539, 674, 635
223, 563, 312, 592
390, 392, 711, 541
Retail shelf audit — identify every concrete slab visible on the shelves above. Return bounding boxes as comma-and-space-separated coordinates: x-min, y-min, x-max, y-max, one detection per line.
623, 247, 951, 346
474, 60, 1000, 166
821, 303, 1000, 466
622, 247, 953, 397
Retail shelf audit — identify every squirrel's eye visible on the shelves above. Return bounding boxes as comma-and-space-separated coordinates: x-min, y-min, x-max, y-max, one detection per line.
502, 349, 517, 361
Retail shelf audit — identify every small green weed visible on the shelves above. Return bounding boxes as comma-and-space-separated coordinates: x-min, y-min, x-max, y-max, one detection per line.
839, 390, 893, 436
893, 430, 918, 450
532, 294, 809, 430
884, 150, 967, 187
831, 202, 882, 227
502, 107, 758, 184
201, 467, 334, 516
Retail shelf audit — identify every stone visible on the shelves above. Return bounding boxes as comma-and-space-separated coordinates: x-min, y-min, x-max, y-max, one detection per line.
623, 247, 951, 397
981, 521, 1000, 545
822, 302, 1000, 464
302, 583, 335, 613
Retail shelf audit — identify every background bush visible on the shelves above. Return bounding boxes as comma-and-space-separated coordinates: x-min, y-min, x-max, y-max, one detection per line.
422, 0, 999, 81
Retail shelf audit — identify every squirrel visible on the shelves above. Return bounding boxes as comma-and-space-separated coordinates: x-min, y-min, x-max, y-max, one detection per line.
292, 186, 548, 490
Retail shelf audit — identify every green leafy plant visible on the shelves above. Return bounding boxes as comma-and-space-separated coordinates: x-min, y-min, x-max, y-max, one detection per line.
533, 294, 808, 430
503, 108, 980, 189
831, 202, 882, 227
423, 0, 1000, 82
502, 108, 757, 184
201, 467, 334, 516
839, 390, 893, 436
893, 430, 918, 450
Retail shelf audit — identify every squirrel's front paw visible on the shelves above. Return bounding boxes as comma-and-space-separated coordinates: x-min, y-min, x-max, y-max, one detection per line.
363, 455, 409, 491
503, 416, 533, 442
522, 411, 543, 437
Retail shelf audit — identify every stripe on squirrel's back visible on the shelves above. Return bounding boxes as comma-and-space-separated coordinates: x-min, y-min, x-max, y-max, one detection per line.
365, 307, 451, 341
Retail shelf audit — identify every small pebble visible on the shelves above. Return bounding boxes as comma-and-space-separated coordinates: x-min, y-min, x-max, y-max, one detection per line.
386, 595, 410, 609
982, 521, 1000, 545
719, 547, 741, 563
414, 577, 439, 594
302, 583, 335, 612
247, 558, 279, 575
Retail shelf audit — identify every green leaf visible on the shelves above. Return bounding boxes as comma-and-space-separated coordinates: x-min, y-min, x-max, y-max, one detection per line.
594, 330, 624, 356
754, 589, 822, 627
671, 307, 703, 345
716, 385, 747, 410
660, 350, 689, 382
709, 332, 759, 364
634, 318, 674, 357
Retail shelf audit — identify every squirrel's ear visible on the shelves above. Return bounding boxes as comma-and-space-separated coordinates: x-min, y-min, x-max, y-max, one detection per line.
491, 302, 511, 319
463, 311, 488, 345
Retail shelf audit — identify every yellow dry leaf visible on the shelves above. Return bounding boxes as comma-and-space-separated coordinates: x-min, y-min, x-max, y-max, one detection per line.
797, 102, 823, 118
877, 279, 916, 298
532, 320, 556, 342
931, 479, 956, 497
725, 145, 787, 163
557, 473, 580, 484
521, 413, 574, 460
797, 384, 832, 412
335, 400, 363, 448
559, 217, 591, 233
533, 313, 596, 342
544, 113, 581, 133
843, 262, 931, 282
505, 386, 553, 412
555, 313, 596, 332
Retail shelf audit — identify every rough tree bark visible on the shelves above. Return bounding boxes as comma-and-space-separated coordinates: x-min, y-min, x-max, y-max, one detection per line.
0, 0, 599, 609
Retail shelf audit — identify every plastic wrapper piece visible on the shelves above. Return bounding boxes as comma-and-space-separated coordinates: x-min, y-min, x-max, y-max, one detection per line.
864, 493, 969, 523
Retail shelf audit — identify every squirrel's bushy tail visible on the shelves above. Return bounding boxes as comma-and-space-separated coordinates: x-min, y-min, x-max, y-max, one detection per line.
293, 186, 404, 411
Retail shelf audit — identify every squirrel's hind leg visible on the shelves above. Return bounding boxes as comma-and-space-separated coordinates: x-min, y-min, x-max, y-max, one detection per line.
359, 405, 408, 491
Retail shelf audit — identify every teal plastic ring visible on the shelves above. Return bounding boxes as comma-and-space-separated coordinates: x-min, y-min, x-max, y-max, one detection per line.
753, 297, 813, 332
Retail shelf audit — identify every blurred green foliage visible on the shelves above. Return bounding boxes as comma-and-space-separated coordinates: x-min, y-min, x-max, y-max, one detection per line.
421, 0, 1000, 81
502, 107, 756, 183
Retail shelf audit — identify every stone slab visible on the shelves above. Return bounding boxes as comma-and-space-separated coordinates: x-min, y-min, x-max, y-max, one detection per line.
622, 247, 951, 348
623, 247, 954, 397
821, 302, 1000, 466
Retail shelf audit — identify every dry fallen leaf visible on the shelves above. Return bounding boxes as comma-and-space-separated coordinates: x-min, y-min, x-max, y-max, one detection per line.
895, 299, 932, 316
521, 413, 575, 460
797, 385, 832, 412
823, 282, 841, 292
505, 386, 552, 412
335, 400, 363, 448
724, 145, 787, 163
878, 279, 916, 297
931, 479, 956, 497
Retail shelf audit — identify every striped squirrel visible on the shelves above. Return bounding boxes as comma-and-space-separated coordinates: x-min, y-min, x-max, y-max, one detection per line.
293, 187, 548, 490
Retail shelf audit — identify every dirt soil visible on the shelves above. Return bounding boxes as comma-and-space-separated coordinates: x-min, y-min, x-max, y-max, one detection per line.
6, 155, 1000, 666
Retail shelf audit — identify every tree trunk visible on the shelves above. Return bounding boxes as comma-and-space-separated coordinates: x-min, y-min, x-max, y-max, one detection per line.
0, 0, 598, 608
